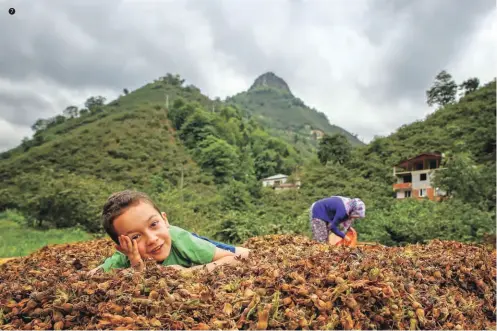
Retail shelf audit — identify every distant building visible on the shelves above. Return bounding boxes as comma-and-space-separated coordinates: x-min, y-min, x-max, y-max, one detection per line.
274, 182, 301, 192
392, 152, 446, 200
262, 174, 289, 187
310, 129, 324, 140
261, 174, 301, 191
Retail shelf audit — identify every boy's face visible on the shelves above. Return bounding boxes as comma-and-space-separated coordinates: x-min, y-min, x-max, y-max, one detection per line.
113, 201, 172, 262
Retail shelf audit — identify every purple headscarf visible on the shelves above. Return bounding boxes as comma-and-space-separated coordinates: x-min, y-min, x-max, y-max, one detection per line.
335, 196, 366, 232
346, 198, 366, 218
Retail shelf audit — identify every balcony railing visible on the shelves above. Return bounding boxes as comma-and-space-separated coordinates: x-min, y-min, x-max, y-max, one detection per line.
393, 182, 412, 190
393, 167, 445, 176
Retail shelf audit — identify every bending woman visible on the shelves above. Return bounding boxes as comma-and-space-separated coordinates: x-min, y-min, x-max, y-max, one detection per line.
309, 196, 366, 244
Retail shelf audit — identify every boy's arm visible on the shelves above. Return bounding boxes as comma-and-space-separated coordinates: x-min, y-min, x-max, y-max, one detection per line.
87, 251, 130, 276
234, 246, 250, 259
87, 265, 104, 276
189, 246, 250, 272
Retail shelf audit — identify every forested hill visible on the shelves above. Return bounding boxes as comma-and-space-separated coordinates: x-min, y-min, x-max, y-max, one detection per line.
0, 72, 494, 248
0, 73, 304, 233
303, 75, 495, 245
341, 78, 496, 205
358, 79, 496, 167
226, 72, 364, 150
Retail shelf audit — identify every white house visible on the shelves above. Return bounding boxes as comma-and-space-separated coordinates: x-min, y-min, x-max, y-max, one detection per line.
261, 174, 301, 190
392, 152, 446, 200
262, 174, 289, 188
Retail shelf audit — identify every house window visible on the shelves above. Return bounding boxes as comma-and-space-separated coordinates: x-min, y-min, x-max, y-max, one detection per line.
420, 173, 427, 181
429, 160, 437, 169
415, 163, 423, 170
419, 189, 426, 197
404, 190, 412, 198
274, 180, 281, 185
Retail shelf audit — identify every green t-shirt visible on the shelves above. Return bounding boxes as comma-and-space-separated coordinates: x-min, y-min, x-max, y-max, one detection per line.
100, 226, 216, 272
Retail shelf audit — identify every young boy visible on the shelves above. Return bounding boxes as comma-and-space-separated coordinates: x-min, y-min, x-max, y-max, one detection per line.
88, 190, 250, 275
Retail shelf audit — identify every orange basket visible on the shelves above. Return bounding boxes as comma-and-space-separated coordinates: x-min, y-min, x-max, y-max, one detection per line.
336, 227, 358, 248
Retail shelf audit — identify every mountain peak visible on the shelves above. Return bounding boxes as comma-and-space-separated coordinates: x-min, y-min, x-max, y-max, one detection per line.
249, 72, 293, 95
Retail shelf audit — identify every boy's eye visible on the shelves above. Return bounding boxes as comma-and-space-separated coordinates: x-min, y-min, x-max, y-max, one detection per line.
151, 221, 158, 227
131, 234, 140, 240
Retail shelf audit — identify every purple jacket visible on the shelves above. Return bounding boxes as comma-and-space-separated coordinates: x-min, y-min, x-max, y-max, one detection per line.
311, 197, 348, 238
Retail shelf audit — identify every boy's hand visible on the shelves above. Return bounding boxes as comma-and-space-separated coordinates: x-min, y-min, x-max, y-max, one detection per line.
116, 235, 144, 271
87, 266, 103, 277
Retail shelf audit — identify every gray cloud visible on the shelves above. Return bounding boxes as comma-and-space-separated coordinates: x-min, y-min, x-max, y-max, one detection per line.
1, 1, 205, 90
0, 90, 53, 126
361, 0, 494, 102
0, 0, 495, 151
0, 119, 31, 152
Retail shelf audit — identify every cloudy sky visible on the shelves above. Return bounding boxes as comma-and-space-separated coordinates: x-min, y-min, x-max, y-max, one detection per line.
1, 0, 495, 151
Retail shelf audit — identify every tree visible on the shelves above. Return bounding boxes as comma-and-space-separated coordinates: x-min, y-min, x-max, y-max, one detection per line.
123, 88, 129, 95
168, 99, 196, 130
219, 106, 241, 121
44, 115, 66, 129
14, 168, 123, 231
214, 117, 242, 146
431, 153, 487, 207
220, 180, 252, 211
21, 137, 30, 151
354, 199, 495, 246
254, 150, 278, 179
63, 106, 79, 118
185, 85, 201, 93
161, 73, 185, 86
31, 118, 48, 132
195, 135, 238, 184
84, 96, 106, 113
179, 110, 218, 149
459, 78, 480, 96
234, 145, 257, 183
53, 115, 66, 125
426, 70, 458, 107
317, 133, 352, 165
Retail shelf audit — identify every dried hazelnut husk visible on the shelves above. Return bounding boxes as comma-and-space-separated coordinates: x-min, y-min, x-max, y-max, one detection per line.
61, 303, 73, 314
53, 321, 64, 330
148, 290, 159, 300
344, 297, 358, 309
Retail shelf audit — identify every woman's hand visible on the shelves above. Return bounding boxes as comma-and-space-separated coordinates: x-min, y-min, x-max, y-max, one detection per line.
116, 235, 144, 271
340, 236, 353, 247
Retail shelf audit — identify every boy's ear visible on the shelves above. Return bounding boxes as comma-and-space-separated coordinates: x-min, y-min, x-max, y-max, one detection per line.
161, 212, 169, 225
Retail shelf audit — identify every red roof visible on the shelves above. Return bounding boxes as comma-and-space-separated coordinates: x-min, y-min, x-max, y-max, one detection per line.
395, 152, 442, 168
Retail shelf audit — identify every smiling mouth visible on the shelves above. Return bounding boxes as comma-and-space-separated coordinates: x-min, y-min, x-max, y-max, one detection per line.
150, 244, 163, 254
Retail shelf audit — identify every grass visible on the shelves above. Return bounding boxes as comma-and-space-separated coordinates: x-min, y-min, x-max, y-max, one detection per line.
0, 210, 95, 258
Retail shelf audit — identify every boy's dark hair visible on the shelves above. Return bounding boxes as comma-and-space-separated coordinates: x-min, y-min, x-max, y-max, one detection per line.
102, 190, 162, 244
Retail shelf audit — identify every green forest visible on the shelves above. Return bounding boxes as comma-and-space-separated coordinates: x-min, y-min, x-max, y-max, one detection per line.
0, 70, 495, 256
